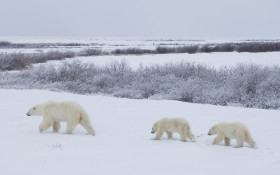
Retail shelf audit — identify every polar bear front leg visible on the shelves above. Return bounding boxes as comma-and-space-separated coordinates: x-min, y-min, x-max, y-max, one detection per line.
153, 129, 164, 140
53, 122, 60, 133
166, 131, 173, 139
213, 134, 224, 145
39, 117, 53, 133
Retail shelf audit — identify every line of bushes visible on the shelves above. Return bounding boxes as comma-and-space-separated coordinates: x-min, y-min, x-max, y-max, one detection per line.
1, 61, 280, 109
0, 41, 93, 48
0, 48, 110, 71
0, 51, 75, 71
156, 42, 280, 54
1, 41, 280, 71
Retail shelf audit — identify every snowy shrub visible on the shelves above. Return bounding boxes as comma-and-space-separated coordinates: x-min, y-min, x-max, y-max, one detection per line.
1, 60, 280, 109
0, 53, 30, 71
113, 89, 143, 99
78, 48, 106, 56
0, 41, 11, 47
156, 42, 280, 54
0, 51, 75, 71
111, 48, 155, 55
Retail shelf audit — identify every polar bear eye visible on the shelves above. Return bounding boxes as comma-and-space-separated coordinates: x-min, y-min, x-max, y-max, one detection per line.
33, 107, 36, 110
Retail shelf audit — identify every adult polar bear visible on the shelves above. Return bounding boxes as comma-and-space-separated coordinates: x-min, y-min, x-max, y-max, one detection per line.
151, 117, 194, 142
208, 122, 255, 148
26, 101, 95, 135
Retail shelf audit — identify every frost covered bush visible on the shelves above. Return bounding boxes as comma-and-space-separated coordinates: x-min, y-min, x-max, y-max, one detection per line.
156, 42, 280, 54
0, 51, 75, 71
78, 48, 107, 56
0, 41, 11, 47
111, 48, 155, 55
0, 53, 30, 71
1, 61, 280, 109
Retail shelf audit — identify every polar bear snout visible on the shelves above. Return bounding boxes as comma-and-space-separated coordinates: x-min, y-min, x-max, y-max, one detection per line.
26, 112, 30, 116
208, 132, 211, 135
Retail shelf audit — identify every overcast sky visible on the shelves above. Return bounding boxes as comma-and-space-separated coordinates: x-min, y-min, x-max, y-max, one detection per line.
0, 0, 279, 39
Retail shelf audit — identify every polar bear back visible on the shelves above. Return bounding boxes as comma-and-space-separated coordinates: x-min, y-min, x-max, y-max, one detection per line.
157, 117, 189, 132
40, 101, 85, 122
219, 122, 250, 139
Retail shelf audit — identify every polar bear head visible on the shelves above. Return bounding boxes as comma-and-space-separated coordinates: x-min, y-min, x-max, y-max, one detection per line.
26, 105, 41, 116
208, 125, 219, 135
151, 123, 158, 133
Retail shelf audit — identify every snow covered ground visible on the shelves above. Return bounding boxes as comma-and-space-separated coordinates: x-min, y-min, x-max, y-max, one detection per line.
1, 89, 280, 175
37, 51, 280, 69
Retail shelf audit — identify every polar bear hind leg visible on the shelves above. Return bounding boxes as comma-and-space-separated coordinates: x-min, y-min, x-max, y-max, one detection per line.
79, 118, 96, 135
180, 133, 187, 142
245, 131, 256, 147
186, 126, 194, 141
187, 132, 194, 141
179, 129, 187, 142
235, 136, 244, 148
184, 123, 194, 141
166, 131, 173, 139
66, 120, 79, 134
224, 137, 231, 146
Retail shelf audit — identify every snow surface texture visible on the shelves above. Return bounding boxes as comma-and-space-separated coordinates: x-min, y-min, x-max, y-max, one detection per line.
1, 89, 279, 175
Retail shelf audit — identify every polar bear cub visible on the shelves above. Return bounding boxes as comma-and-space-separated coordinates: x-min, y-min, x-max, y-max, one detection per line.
151, 117, 194, 142
208, 122, 255, 148
26, 101, 95, 135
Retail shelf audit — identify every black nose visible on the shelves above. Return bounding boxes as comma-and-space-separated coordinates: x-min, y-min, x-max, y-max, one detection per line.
26, 113, 30, 116
151, 131, 154, 133
208, 133, 211, 135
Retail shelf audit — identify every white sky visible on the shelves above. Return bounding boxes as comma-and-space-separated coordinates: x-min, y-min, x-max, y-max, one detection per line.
0, 0, 279, 39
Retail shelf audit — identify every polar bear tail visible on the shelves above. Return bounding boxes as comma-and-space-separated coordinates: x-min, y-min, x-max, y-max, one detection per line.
79, 110, 96, 136
245, 130, 256, 148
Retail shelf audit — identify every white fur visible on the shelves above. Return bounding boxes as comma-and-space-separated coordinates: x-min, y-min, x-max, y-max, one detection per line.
208, 122, 256, 148
151, 117, 194, 142
27, 101, 95, 135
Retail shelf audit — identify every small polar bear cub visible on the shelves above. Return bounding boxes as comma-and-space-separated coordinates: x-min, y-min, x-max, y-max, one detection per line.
26, 101, 95, 135
208, 122, 256, 148
151, 117, 194, 142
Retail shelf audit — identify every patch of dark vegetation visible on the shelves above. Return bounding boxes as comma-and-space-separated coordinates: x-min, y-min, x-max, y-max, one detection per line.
0, 51, 75, 71
111, 48, 156, 55
77, 48, 109, 57
156, 42, 280, 54
0, 42, 97, 49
